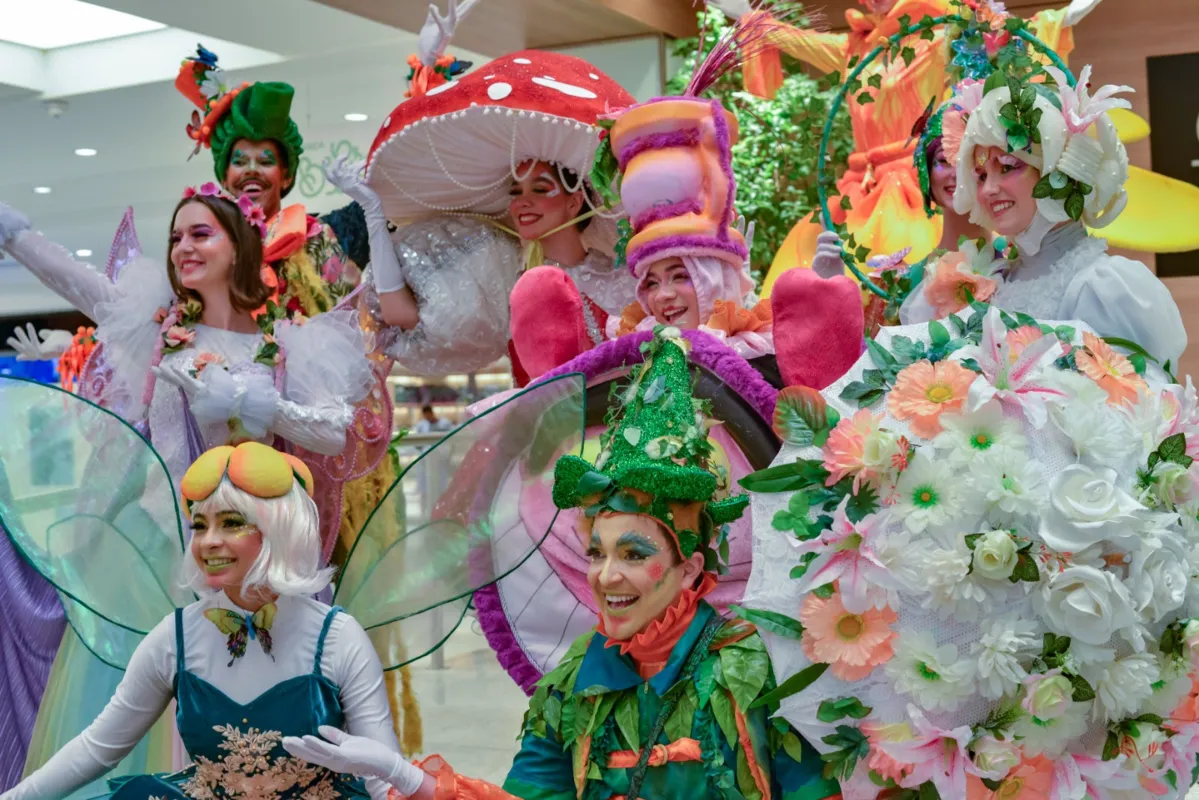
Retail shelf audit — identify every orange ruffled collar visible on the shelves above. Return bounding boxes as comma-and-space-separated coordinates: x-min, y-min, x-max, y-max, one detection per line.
598, 572, 718, 680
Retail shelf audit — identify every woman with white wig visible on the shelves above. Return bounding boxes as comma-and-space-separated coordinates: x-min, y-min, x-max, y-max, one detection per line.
901, 64, 1186, 368
2, 442, 398, 800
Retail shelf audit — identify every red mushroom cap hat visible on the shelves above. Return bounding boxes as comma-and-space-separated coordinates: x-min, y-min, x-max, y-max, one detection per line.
365, 50, 634, 221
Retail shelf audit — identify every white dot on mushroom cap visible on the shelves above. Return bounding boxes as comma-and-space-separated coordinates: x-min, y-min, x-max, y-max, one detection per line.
488, 82, 513, 100
531, 76, 597, 99
589, 73, 599, 80
513, 57, 532, 65
483, 75, 494, 80
384, 115, 392, 127
425, 80, 458, 96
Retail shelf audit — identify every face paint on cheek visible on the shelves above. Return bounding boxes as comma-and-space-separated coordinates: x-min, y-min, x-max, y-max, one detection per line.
648, 562, 664, 582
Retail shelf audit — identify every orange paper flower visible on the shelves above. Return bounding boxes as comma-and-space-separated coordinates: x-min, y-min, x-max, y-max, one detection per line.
923, 253, 998, 317
888, 360, 978, 438
800, 591, 897, 681
1075, 332, 1148, 407
823, 408, 889, 491
706, 299, 773, 336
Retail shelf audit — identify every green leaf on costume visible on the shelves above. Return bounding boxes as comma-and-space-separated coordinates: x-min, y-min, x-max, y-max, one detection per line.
614, 694, 640, 750
736, 747, 764, 800
928, 320, 951, 346
1064, 192, 1085, 221
856, 92, 875, 105
1032, 174, 1054, 199
817, 696, 873, 723
867, 74, 882, 89
820, 725, 870, 781
720, 643, 770, 712
1070, 673, 1097, 702
730, 605, 805, 640
710, 688, 739, 748
696, 657, 718, 708
586, 761, 602, 780
665, 683, 699, 742
576, 470, 612, 498
1009, 552, 1040, 583
544, 695, 562, 733
901, 46, 916, 66
780, 730, 807, 764
741, 459, 828, 494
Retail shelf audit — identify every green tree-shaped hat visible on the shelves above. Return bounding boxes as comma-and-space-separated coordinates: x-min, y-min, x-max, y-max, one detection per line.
210, 82, 304, 196
551, 327, 748, 562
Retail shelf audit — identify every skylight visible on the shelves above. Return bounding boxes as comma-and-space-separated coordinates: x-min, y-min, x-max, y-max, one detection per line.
0, 0, 165, 50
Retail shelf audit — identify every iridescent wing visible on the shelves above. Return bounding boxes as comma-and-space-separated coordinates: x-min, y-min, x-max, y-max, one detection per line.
103, 207, 142, 282
335, 372, 587, 669
0, 376, 190, 669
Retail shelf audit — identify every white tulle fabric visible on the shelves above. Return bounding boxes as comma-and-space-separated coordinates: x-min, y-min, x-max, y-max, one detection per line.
363, 215, 522, 376
901, 225, 1187, 367
608, 254, 773, 359
744, 315, 1193, 797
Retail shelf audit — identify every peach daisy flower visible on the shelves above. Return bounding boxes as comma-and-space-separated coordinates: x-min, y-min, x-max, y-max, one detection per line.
799, 591, 897, 681
966, 756, 1054, 799
888, 360, 978, 438
942, 107, 968, 168
1075, 332, 1148, 407
923, 250, 998, 317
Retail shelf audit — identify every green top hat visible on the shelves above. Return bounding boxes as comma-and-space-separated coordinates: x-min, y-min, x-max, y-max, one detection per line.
210, 82, 304, 196
551, 327, 748, 562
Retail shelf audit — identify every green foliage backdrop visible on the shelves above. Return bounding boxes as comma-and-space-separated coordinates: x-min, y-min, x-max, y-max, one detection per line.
666, 8, 853, 282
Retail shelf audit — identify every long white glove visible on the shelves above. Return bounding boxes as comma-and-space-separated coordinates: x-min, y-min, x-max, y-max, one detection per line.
0, 201, 32, 247
152, 364, 278, 439
6, 324, 73, 361
733, 212, 756, 273
1063, 0, 1102, 27
418, 0, 479, 67
323, 155, 406, 294
812, 230, 847, 280
283, 725, 428, 797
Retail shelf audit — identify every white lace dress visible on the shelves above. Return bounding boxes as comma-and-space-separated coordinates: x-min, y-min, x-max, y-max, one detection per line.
901, 223, 1188, 367
4, 229, 374, 485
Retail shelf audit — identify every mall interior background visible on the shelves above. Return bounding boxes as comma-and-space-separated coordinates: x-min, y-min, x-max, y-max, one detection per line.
1, 0, 1198, 782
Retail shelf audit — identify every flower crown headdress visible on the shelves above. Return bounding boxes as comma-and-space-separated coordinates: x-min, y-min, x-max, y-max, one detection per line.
181, 181, 268, 238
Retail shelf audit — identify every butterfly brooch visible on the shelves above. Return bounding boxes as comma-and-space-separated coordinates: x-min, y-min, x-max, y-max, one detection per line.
204, 603, 277, 667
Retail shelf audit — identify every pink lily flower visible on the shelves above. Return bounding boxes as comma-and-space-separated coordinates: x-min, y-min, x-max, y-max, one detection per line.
881, 708, 974, 798
1154, 723, 1199, 794
1044, 65, 1134, 135
961, 306, 1066, 428
1051, 752, 1139, 799
791, 498, 899, 613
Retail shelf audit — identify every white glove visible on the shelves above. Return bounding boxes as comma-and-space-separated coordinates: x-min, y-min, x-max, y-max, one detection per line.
323, 155, 406, 294
733, 212, 756, 271
1063, 0, 1102, 27
418, 0, 478, 67
283, 725, 427, 796
6, 324, 73, 361
812, 230, 847, 280
0, 201, 32, 247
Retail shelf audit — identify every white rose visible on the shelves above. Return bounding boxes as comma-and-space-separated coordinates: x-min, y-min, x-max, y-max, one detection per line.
1021, 671, 1074, 721
1039, 464, 1144, 553
1126, 532, 1188, 622
860, 428, 902, 476
971, 734, 1021, 780
1036, 565, 1140, 647
972, 530, 1019, 580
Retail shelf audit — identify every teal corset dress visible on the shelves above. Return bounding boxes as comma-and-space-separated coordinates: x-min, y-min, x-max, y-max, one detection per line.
103, 607, 370, 800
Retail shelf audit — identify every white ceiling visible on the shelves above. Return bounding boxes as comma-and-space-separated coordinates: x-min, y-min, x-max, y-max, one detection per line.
0, 0, 663, 317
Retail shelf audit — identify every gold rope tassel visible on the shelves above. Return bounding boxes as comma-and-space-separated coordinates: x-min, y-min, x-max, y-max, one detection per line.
386, 665, 424, 756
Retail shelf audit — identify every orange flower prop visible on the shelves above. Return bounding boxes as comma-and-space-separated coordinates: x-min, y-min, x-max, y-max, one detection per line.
966, 756, 1054, 799
1005, 325, 1044, 363
924, 255, 998, 317
58, 326, 97, 392
800, 591, 897, 681
1075, 332, 1148, 407
823, 408, 888, 491
888, 360, 977, 438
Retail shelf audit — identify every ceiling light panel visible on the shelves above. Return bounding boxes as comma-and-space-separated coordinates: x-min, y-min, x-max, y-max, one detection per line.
0, 0, 165, 50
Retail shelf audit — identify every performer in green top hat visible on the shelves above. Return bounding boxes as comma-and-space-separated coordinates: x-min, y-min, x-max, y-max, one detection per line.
277, 326, 840, 800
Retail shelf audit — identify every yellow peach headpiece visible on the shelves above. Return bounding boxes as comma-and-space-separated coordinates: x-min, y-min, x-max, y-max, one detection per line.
180, 442, 314, 513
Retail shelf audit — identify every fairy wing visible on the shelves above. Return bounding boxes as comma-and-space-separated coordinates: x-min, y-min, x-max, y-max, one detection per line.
104, 207, 142, 282
0, 376, 190, 669
334, 372, 587, 670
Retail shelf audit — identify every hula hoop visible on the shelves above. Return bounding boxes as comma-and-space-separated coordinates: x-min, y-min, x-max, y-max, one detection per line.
814, 13, 1076, 296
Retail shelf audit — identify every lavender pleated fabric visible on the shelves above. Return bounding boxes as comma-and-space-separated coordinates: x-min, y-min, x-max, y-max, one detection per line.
0, 522, 65, 791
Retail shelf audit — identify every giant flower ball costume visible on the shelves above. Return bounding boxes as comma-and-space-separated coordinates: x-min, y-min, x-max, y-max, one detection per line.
742, 303, 1199, 798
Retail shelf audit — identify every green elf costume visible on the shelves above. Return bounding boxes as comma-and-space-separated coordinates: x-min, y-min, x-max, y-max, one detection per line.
175, 47, 363, 318
279, 327, 841, 800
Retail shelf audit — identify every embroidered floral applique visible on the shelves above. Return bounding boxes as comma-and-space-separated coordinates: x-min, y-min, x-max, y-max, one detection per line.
181, 724, 343, 799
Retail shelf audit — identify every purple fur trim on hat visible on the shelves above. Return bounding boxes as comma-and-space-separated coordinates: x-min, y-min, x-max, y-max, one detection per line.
709, 98, 736, 233
617, 129, 699, 171
474, 583, 543, 695
632, 199, 702, 232
626, 233, 748, 274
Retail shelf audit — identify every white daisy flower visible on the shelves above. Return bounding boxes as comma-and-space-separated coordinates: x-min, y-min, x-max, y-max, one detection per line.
1049, 388, 1134, 467
972, 616, 1039, 700
933, 399, 1028, 466
890, 453, 963, 534
884, 630, 975, 712
965, 446, 1047, 526
919, 547, 990, 621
